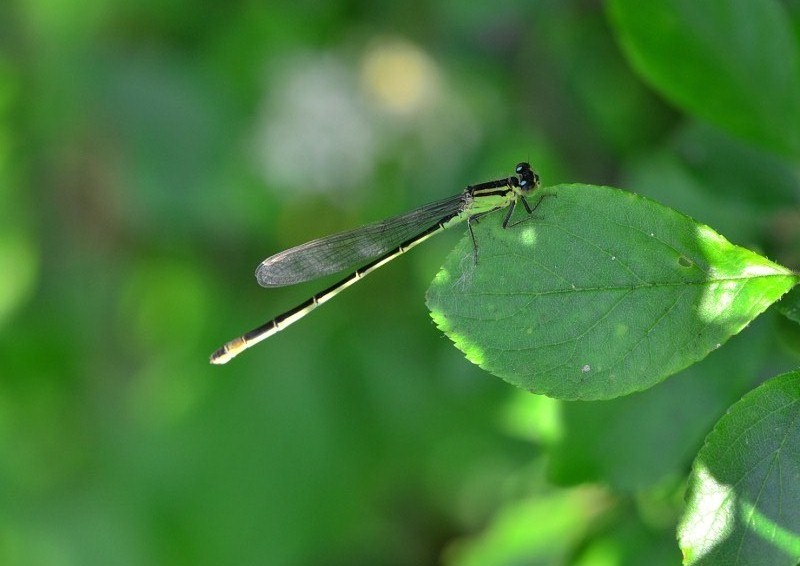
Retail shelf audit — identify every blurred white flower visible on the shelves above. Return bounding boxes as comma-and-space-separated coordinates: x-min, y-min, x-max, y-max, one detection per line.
253, 40, 480, 198
254, 54, 376, 194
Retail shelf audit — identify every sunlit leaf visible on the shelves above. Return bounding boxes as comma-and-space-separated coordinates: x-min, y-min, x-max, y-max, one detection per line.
426, 184, 797, 400
678, 371, 800, 564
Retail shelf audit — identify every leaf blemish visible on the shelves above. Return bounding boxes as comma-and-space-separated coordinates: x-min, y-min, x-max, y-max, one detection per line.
678, 255, 693, 268
518, 227, 537, 246
581, 364, 591, 373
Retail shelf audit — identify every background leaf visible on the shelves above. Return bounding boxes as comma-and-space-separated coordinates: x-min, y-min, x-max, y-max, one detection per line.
607, 0, 800, 156
678, 371, 800, 564
621, 121, 799, 249
426, 185, 797, 400
778, 286, 800, 326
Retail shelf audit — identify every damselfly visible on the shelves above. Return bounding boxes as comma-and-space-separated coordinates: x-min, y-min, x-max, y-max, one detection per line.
210, 162, 542, 364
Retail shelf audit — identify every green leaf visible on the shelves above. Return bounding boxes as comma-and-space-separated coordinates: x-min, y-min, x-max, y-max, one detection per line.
678, 371, 800, 564
607, 0, 800, 155
426, 184, 797, 400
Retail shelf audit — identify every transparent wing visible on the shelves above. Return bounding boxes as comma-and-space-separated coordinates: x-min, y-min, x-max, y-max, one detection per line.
256, 193, 465, 287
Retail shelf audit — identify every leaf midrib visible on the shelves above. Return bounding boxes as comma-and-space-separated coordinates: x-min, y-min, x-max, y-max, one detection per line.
451, 273, 795, 299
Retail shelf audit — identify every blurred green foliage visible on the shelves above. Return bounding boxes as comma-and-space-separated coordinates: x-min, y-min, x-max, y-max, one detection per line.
1, 0, 798, 564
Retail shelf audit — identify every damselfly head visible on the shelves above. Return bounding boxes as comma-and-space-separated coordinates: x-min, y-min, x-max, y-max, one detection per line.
515, 162, 540, 192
